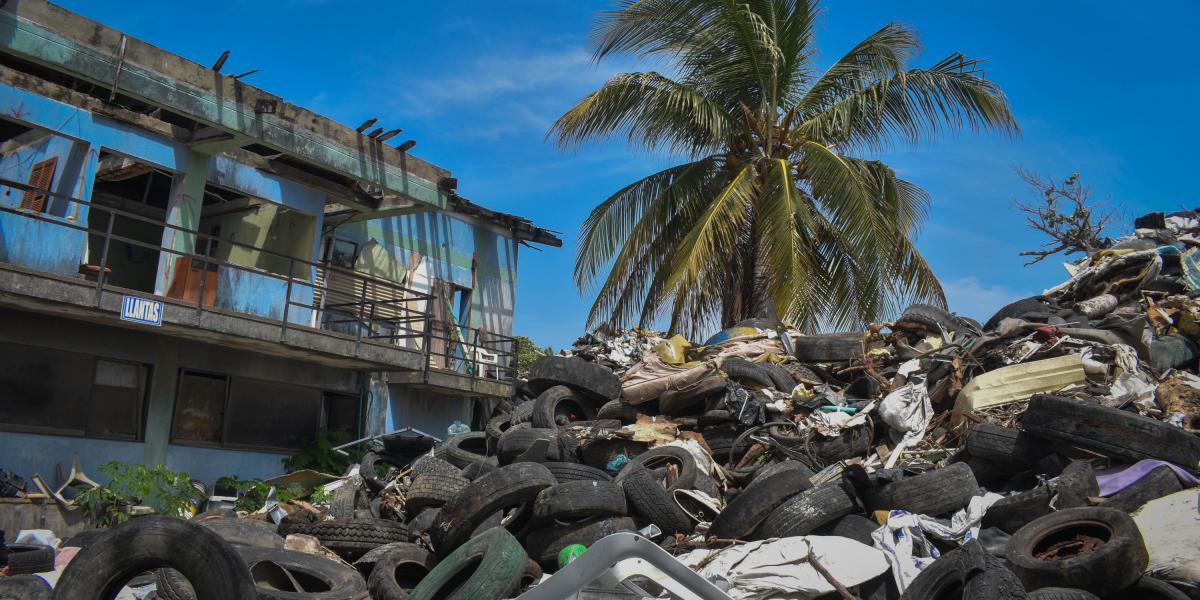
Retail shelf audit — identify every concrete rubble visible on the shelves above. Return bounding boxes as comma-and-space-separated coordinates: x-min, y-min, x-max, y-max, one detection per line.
4, 210, 1200, 599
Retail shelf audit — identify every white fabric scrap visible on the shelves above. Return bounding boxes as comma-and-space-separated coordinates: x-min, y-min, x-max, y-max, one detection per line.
878, 377, 933, 469
871, 493, 1003, 593
1108, 372, 1159, 413
676, 536, 889, 599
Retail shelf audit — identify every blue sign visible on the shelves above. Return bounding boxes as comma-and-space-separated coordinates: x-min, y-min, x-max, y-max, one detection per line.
120, 295, 163, 326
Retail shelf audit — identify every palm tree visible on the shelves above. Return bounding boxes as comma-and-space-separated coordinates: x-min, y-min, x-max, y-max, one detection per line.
551, 0, 1018, 340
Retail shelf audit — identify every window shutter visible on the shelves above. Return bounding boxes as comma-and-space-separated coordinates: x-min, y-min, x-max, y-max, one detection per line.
20, 156, 58, 212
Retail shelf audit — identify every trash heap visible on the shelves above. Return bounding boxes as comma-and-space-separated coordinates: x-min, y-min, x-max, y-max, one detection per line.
7, 210, 1200, 599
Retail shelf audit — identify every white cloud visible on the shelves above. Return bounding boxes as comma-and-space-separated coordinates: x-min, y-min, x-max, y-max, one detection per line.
942, 277, 1032, 322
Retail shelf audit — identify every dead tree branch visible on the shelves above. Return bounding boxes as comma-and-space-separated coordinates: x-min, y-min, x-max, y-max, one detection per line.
1013, 168, 1120, 266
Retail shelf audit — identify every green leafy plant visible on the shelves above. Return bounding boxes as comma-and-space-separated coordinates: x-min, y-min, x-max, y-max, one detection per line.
77, 462, 205, 527
215, 476, 272, 513
282, 432, 362, 474
514, 335, 546, 378
308, 486, 331, 504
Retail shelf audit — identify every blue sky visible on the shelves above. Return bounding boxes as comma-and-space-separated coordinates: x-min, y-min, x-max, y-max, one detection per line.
57, 1, 1199, 349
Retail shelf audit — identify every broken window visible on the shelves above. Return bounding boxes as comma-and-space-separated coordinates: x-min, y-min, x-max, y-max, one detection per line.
223, 378, 321, 451
171, 371, 227, 444
170, 370, 352, 453
0, 343, 147, 440
88, 151, 172, 293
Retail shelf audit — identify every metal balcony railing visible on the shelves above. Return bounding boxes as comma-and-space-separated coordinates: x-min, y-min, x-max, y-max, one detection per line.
0, 175, 432, 362
426, 321, 517, 382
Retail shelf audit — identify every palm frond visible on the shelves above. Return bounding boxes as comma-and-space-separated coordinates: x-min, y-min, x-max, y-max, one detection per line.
797, 52, 1018, 152
550, 72, 733, 155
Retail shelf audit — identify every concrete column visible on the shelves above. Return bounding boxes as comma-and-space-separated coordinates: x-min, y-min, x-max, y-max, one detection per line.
142, 336, 181, 466
154, 150, 211, 295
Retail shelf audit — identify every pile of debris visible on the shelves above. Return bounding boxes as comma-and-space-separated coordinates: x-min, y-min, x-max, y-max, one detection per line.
6, 210, 1200, 599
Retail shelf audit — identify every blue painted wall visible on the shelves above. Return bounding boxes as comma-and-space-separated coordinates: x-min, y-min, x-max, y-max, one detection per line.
0, 133, 93, 277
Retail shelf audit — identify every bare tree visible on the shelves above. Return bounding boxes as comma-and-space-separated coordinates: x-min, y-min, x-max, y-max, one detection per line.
1014, 168, 1120, 265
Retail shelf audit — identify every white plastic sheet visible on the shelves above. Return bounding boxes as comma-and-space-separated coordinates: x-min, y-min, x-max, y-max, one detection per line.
871, 493, 1002, 593
676, 535, 889, 599
878, 360, 932, 468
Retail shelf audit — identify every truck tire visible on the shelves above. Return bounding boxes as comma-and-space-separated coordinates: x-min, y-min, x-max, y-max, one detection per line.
277, 518, 409, 561
406, 473, 470, 512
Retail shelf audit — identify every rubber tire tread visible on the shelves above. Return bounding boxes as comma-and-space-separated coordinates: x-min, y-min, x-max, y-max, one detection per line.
0, 575, 51, 600
614, 446, 699, 490
406, 473, 469, 512
982, 486, 1054, 534
496, 427, 565, 464
756, 483, 855, 538
527, 356, 621, 401
596, 399, 639, 423
621, 465, 693, 534
1022, 394, 1200, 469
430, 462, 555, 555
1102, 465, 1184, 513
365, 543, 438, 600
407, 527, 527, 600
542, 462, 612, 483
720, 357, 774, 389
869, 462, 978, 516
1029, 589, 1101, 600
530, 385, 596, 429
533, 480, 627, 522
968, 423, 1051, 466
510, 400, 536, 424
1004, 506, 1147, 595
361, 451, 407, 491
759, 362, 797, 393
4, 544, 54, 575
54, 515, 255, 600
276, 518, 409, 560
896, 303, 959, 334
445, 432, 491, 468
237, 545, 368, 600
709, 469, 811, 539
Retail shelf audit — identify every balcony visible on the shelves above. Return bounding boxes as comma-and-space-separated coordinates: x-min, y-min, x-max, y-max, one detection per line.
0, 175, 516, 395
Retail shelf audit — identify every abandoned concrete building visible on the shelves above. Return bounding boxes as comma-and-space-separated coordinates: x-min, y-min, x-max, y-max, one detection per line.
0, 1, 560, 484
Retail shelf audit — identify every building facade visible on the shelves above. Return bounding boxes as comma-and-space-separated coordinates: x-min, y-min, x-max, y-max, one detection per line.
0, 1, 558, 485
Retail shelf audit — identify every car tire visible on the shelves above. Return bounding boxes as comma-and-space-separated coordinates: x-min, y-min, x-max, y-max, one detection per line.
527, 356, 621, 401
900, 542, 1024, 600
720, 357, 774, 389
868, 462, 979, 516
1022, 394, 1200, 469
361, 452, 408, 491
895, 303, 960, 335
620, 465, 693, 534
530, 385, 597, 429
1102, 465, 1185, 513
430, 462, 555, 555
982, 486, 1054, 534
532, 480, 627, 523
407, 527, 527, 600
1055, 461, 1099, 509
4, 543, 54, 575
445, 432, 492, 468
364, 543, 438, 600
406, 473, 470, 512
199, 517, 284, 549
55, 516, 255, 600
815, 514, 880, 546
709, 468, 810, 540
596, 399, 640, 423
756, 483, 856, 538
542, 462, 612, 483
238, 546, 368, 600
1028, 588, 1101, 600
969, 423, 1052, 466
0, 574, 51, 599
1004, 507, 1148, 595
614, 446, 701, 490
